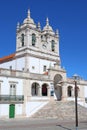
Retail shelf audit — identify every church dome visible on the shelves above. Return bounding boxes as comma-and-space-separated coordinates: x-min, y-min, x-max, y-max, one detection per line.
43, 18, 55, 34
23, 10, 36, 28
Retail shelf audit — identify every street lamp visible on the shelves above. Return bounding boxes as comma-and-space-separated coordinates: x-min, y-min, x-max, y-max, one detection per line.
73, 74, 80, 130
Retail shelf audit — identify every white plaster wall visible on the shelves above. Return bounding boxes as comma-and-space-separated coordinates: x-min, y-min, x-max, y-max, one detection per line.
84, 86, 87, 98
0, 104, 9, 116
16, 57, 25, 70
29, 57, 39, 73
0, 57, 25, 71
29, 57, 55, 74
26, 101, 48, 116
0, 77, 10, 94
0, 60, 16, 70
15, 104, 22, 115
15, 80, 23, 95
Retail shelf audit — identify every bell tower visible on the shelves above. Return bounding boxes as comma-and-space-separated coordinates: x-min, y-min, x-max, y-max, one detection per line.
41, 18, 59, 56
16, 9, 37, 52
16, 9, 60, 70
16, 10, 60, 57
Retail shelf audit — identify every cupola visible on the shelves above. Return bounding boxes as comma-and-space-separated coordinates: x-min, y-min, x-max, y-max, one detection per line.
23, 9, 36, 28
43, 18, 55, 35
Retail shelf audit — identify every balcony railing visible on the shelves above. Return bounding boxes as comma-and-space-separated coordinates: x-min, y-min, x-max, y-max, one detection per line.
0, 95, 24, 104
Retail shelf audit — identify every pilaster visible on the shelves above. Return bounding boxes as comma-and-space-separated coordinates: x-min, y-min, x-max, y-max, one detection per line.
47, 86, 50, 97
38, 86, 42, 96
25, 28, 30, 47
25, 54, 29, 71
62, 83, 67, 101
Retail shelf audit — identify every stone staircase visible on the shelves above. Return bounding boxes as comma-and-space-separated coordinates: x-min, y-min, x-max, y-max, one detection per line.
30, 101, 87, 121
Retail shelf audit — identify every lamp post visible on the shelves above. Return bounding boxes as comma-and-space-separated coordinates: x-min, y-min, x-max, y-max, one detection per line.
73, 74, 80, 130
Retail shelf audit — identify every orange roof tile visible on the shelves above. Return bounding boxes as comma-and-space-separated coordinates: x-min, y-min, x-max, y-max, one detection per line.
0, 53, 15, 63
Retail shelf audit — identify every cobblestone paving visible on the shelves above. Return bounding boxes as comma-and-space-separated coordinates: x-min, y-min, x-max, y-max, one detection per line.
0, 118, 87, 130
30, 101, 87, 121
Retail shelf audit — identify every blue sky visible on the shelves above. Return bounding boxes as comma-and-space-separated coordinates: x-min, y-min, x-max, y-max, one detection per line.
0, 0, 87, 79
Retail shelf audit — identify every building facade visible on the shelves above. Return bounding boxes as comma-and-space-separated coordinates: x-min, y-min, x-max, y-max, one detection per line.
0, 10, 87, 119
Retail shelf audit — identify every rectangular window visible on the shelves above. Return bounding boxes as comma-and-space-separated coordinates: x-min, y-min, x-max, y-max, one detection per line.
32, 66, 35, 69
43, 65, 46, 72
27, 69, 29, 72
10, 84, 16, 95
10, 66, 12, 70
22, 68, 24, 71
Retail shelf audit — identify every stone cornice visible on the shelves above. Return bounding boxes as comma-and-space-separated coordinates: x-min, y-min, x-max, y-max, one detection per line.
17, 24, 58, 38
16, 47, 59, 61
15, 52, 59, 62
0, 68, 52, 82
17, 25, 41, 34
9, 81, 18, 84
16, 47, 59, 57
66, 78, 87, 86
48, 68, 66, 73
0, 48, 59, 64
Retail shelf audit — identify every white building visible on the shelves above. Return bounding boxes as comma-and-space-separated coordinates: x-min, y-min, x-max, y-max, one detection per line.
0, 10, 87, 119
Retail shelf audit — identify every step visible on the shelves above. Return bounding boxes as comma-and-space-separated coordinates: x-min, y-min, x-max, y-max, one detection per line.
30, 101, 87, 121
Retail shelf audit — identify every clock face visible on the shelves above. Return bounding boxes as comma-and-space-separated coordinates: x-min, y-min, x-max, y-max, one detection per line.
42, 43, 47, 49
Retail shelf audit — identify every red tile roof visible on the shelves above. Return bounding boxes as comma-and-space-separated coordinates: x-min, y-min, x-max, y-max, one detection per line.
0, 53, 15, 63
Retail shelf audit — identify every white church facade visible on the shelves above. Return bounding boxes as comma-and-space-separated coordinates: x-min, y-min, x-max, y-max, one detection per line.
0, 10, 87, 119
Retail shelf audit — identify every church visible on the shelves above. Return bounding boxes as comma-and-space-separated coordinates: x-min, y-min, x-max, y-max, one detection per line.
0, 10, 87, 119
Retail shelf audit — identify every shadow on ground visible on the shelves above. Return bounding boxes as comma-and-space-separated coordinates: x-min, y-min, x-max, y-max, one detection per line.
57, 125, 71, 130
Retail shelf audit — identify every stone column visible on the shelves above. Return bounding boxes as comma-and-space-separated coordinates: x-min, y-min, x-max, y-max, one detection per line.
79, 85, 85, 101
47, 86, 50, 97
72, 88, 74, 97
62, 83, 67, 101
38, 86, 42, 96
22, 98, 27, 117
25, 28, 30, 47
22, 79, 27, 117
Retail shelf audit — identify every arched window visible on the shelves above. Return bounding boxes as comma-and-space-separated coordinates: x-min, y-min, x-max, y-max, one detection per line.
31, 83, 39, 96
21, 34, 24, 47
41, 35, 43, 41
51, 40, 55, 51
68, 86, 73, 97
42, 84, 48, 96
32, 33, 36, 46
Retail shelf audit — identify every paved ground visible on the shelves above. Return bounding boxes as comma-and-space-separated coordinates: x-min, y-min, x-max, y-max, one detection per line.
0, 118, 87, 130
